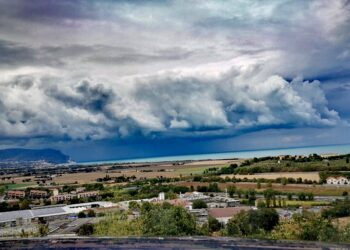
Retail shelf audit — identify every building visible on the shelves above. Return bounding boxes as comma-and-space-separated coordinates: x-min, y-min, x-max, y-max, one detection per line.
29, 190, 48, 198
326, 176, 350, 185
77, 191, 99, 199
188, 208, 208, 224
50, 194, 76, 202
158, 192, 165, 201
0, 201, 115, 228
52, 189, 59, 196
208, 207, 251, 224
76, 187, 86, 193
179, 191, 209, 201
6, 190, 25, 199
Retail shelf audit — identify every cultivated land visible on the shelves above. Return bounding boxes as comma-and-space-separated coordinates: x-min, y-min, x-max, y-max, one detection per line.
1, 159, 240, 185
176, 181, 350, 196
221, 172, 320, 181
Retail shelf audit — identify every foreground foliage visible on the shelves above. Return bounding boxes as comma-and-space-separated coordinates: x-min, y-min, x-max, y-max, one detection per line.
94, 202, 196, 236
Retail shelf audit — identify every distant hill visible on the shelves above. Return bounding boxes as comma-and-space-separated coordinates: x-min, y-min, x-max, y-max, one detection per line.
0, 148, 70, 164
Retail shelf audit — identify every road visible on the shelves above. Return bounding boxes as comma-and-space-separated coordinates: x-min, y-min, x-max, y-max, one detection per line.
50, 217, 103, 235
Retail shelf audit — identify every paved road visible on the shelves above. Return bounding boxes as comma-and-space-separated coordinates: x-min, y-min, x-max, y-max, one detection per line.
51, 217, 102, 235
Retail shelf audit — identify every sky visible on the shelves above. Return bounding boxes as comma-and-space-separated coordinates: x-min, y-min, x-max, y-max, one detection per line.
0, 0, 349, 162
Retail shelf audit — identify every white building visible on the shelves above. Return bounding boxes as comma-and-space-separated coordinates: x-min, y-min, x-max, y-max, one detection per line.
0, 201, 115, 228
326, 176, 350, 185
158, 192, 165, 201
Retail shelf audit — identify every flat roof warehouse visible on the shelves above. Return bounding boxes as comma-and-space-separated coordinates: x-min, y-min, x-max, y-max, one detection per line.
0, 202, 114, 225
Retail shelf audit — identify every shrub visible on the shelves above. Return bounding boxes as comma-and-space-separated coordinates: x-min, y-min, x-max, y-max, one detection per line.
78, 211, 86, 218
192, 199, 207, 209
77, 224, 94, 236
226, 208, 279, 236
87, 209, 96, 217
208, 216, 221, 232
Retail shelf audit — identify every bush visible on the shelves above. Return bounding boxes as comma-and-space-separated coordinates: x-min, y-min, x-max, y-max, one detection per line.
208, 216, 221, 232
226, 208, 279, 236
78, 211, 86, 218
77, 224, 94, 236
208, 183, 220, 192
271, 211, 340, 242
87, 209, 96, 217
192, 199, 207, 209
37, 223, 49, 237
141, 203, 197, 236
322, 200, 350, 218
227, 185, 236, 197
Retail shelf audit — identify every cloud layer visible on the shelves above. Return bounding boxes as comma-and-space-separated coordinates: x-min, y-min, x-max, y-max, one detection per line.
0, 0, 349, 150
0, 61, 340, 140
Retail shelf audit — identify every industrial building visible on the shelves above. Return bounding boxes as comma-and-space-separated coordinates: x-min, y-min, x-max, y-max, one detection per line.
0, 201, 114, 228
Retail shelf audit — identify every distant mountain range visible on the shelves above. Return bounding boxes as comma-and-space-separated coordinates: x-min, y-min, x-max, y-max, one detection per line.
0, 148, 70, 164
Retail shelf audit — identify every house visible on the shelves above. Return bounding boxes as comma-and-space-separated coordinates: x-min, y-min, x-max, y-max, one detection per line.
188, 208, 208, 224
179, 191, 209, 201
208, 207, 251, 224
76, 187, 86, 193
29, 190, 48, 198
50, 194, 76, 202
337, 177, 349, 185
326, 176, 350, 185
6, 190, 25, 199
77, 191, 99, 199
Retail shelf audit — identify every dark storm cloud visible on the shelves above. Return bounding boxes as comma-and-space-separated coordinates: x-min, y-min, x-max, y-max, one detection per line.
0, 0, 96, 23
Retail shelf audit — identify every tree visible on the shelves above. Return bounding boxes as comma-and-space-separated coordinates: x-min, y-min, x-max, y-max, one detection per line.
297, 192, 306, 201
0, 186, 5, 196
129, 201, 140, 210
281, 178, 288, 186
77, 224, 94, 236
257, 200, 266, 208
166, 190, 177, 199
208, 216, 221, 232
226, 208, 279, 236
236, 189, 242, 198
247, 189, 256, 203
78, 211, 87, 218
192, 199, 207, 209
37, 223, 49, 237
227, 185, 236, 198
141, 204, 197, 236
87, 209, 96, 217
19, 199, 30, 210
306, 193, 314, 201
257, 208, 279, 231
263, 189, 276, 208
256, 181, 261, 189
208, 183, 220, 192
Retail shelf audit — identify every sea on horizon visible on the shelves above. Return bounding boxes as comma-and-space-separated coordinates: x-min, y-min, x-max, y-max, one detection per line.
79, 143, 350, 165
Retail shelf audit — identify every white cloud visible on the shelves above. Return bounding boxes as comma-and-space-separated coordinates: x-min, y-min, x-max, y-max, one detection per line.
0, 58, 340, 140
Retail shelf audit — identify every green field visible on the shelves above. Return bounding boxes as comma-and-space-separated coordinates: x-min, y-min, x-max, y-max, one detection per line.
1, 183, 33, 190
285, 200, 330, 207
235, 158, 350, 174
175, 166, 214, 175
